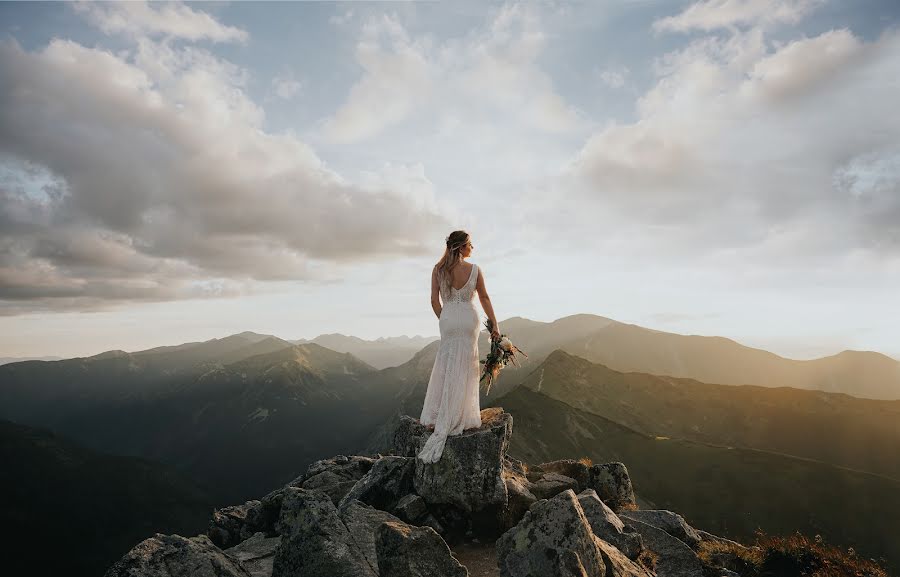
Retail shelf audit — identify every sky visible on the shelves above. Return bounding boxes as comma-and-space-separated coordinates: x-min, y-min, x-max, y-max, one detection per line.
1, 0, 899, 361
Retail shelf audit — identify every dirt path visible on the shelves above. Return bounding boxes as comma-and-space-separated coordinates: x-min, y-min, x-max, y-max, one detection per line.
451, 539, 500, 577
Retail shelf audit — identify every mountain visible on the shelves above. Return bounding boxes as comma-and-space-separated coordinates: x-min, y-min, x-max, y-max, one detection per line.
292, 333, 439, 369
491, 386, 900, 573
0, 355, 63, 365
434, 313, 900, 400
516, 349, 900, 480
0, 419, 214, 577
0, 340, 407, 503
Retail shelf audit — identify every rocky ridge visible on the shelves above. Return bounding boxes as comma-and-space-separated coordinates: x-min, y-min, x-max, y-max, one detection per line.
105, 408, 756, 577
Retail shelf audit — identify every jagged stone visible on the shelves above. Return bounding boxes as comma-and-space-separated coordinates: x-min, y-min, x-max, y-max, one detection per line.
272, 487, 375, 577
209, 500, 263, 548
621, 516, 705, 577
338, 455, 416, 513
413, 408, 512, 529
393, 493, 427, 523
594, 537, 656, 577
529, 471, 580, 500
496, 489, 607, 577
499, 465, 537, 531
588, 462, 637, 511
340, 499, 405, 575
535, 458, 591, 490
104, 533, 252, 577
621, 510, 702, 550
388, 415, 428, 458
224, 532, 280, 577
577, 489, 644, 560
293, 454, 377, 485
376, 521, 468, 577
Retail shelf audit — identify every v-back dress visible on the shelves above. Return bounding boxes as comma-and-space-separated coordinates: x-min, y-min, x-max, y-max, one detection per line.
418, 261, 483, 463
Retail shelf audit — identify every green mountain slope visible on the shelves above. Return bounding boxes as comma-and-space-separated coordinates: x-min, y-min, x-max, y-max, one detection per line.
518, 349, 900, 480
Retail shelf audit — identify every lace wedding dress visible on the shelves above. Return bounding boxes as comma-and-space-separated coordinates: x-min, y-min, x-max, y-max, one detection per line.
418, 261, 483, 463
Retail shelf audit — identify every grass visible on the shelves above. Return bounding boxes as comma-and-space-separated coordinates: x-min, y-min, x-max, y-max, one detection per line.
697, 530, 890, 577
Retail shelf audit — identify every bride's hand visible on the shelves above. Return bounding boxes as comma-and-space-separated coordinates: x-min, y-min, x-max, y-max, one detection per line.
490, 326, 500, 340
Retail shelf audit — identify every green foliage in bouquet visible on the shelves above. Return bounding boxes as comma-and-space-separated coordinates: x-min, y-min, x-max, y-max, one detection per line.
479, 318, 528, 396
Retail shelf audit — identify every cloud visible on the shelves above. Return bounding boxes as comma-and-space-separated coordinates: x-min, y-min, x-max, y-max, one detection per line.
653, 0, 824, 33
0, 31, 450, 314
272, 74, 302, 100
322, 4, 582, 143
562, 18, 900, 261
72, 0, 249, 43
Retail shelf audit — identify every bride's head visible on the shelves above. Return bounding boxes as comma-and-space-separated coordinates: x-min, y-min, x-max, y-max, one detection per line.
435, 230, 473, 289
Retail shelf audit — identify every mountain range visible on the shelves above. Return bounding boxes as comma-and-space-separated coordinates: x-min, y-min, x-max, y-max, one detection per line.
2, 314, 899, 573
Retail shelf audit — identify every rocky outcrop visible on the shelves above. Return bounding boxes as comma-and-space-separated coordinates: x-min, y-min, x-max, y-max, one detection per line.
104, 533, 252, 577
376, 521, 468, 577
106, 406, 753, 577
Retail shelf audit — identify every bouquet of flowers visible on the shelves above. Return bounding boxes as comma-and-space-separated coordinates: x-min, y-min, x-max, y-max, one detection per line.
479, 318, 528, 396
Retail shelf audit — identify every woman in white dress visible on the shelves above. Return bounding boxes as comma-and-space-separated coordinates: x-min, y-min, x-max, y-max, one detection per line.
418, 230, 501, 464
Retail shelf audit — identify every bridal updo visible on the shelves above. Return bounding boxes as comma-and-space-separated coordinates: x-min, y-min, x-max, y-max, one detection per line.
435, 230, 471, 293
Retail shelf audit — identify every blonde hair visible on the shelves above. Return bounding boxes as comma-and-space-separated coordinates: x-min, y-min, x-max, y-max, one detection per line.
435, 230, 470, 293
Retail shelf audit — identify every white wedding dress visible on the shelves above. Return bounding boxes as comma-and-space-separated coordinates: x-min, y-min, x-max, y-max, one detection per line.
418, 261, 483, 463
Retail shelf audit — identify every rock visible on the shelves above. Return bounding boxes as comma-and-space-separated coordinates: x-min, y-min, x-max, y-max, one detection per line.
376, 521, 468, 577
594, 537, 656, 577
496, 489, 607, 577
621, 517, 705, 577
338, 456, 416, 513
224, 532, 281, 577
413, 408, 512, 533
388, 416, 428, 458
534, 459, 591, 490
293, 455, 377, 485
499, 466, 537, 531
620, 510, 702, 550
393, 493, 427, 523
209, 500, 263, 549
339, 499, 405, 574
529, 472, 580, 500
272, 487, 376, 577
588, 462, 637, 511
104, 533, 252, 577
696, 529, 748, 550
577, 489, 644, 560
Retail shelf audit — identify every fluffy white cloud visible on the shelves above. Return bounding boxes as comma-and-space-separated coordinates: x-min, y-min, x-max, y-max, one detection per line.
322, 4, 582, 143
73, 0, 249, 43
0, 26, 449, 313
564, 19, 900, 260
653, 0, 824, 33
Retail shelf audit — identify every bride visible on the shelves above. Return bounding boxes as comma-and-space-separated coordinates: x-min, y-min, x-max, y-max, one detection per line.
418, 230, 500, 464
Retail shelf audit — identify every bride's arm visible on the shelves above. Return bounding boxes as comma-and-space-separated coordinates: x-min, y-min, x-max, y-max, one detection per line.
475, 268, 498, 331
431, 266, 442, 319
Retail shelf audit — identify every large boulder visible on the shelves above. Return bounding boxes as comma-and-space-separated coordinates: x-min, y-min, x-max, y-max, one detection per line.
577, 489, 644, 560
528, 472, 580, 500
338, 456, 416, 513
339, 499, 405, 574
272, 487, 376, 577
621, 516, 705, 577
291, 455, 378, 506
413, 408, 512, 534
496, 489, 607, 577
376, 521, 468, 577
588, 462, 637, 511
104, 533, 252, 577
620, 510, 702, 550
209, 500, 264, 549
224, 532, 281, 577
534, 459, 591, 490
